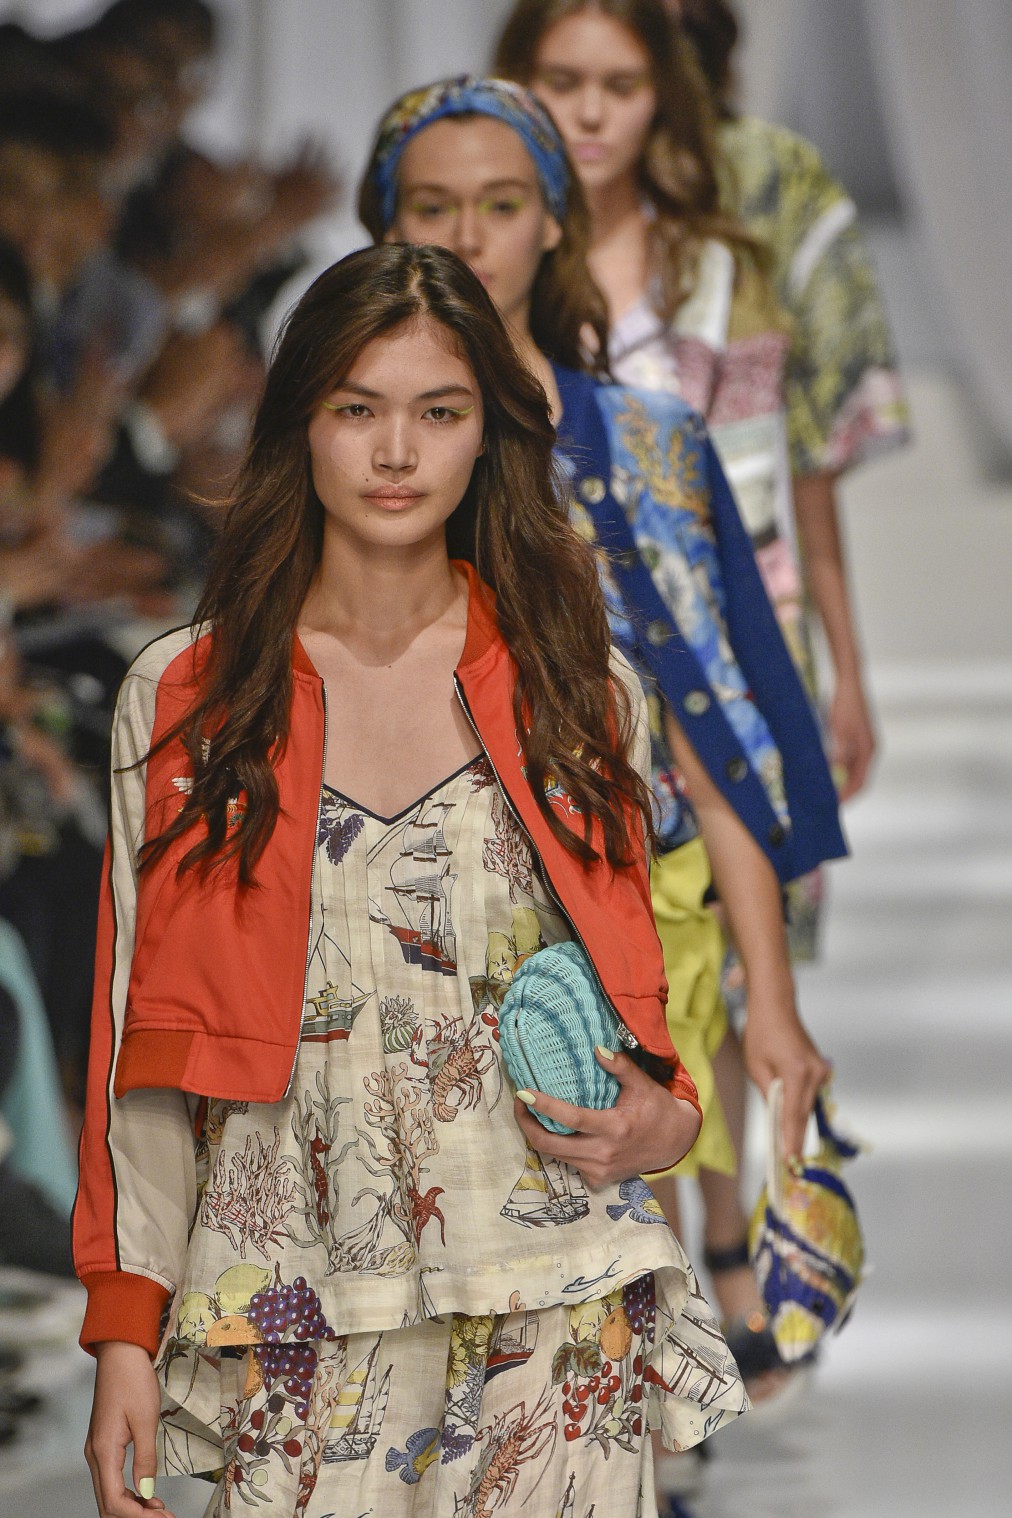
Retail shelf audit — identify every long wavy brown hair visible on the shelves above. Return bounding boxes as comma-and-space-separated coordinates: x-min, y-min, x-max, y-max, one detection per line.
142, 244, 649, 883
494, 0, 760, 322
677, 0, 740, 118
357, 94, 609, 374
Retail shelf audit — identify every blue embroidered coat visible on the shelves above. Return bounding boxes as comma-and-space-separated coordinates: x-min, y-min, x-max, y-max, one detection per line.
553, 364, 846, 883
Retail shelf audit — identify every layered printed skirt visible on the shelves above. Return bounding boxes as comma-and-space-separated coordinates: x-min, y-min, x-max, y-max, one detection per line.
157, 1266, 747, 1517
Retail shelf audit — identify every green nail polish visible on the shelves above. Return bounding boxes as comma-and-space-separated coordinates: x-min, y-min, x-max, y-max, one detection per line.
139, 1477, 155, 1500
517, 1089, 536, 1104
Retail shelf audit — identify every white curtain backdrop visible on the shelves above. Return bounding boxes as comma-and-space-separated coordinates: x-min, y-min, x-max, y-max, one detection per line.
236, 0, 516, 259
864, 0, 1012, 455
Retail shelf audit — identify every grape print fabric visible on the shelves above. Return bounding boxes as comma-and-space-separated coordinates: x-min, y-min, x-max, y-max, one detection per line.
154, 760, 746, 1511
158, 1268, 746, 1515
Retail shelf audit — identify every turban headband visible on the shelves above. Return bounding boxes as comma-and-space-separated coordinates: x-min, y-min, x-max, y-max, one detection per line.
365, 75, 572, 231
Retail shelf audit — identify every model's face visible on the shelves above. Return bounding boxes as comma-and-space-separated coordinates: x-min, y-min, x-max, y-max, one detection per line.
532, 12, 657, 195
390, 117, 561, 329
307, 316, 484, 557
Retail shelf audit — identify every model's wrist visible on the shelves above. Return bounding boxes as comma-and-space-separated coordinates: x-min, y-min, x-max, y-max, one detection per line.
743, 985, 800, 1028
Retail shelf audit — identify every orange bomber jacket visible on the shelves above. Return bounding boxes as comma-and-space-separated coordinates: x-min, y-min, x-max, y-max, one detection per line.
73, 562, 700, 1356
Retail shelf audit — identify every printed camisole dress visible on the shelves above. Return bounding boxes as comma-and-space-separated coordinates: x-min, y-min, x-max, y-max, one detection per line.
156, 757, 747, 1517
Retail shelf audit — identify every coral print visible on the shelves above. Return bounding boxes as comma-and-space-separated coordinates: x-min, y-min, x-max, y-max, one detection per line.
199, 1129, 298, 1261
482, 787, 534, 901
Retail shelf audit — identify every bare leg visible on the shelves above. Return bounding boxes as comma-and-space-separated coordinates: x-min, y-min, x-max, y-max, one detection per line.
698, 1029, 789, 1399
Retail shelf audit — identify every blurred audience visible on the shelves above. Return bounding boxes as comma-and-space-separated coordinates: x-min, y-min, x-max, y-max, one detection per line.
0, 0, 339, 1429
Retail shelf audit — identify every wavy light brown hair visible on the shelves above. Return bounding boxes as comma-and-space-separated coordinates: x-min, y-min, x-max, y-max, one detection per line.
357, 95, 609, 374
142, 243, 649, 883
494, 0, 759, 322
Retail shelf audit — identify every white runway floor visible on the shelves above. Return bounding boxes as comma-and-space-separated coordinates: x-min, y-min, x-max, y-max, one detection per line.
1, 372, 1010, 1517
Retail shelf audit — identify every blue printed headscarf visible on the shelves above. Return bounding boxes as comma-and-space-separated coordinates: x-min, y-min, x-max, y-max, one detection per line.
365, 75, 572, 231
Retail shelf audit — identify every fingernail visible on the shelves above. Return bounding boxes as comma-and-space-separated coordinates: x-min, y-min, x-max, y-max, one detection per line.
517, 1090, 536, 1105
596, 1044, 615, 1060
139, 1477, 156, 1500
787, 1155, 804, 1177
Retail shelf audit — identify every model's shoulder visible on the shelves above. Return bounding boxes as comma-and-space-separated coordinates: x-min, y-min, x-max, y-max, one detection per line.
722, 115, 824, 173
121, 623, 207, 696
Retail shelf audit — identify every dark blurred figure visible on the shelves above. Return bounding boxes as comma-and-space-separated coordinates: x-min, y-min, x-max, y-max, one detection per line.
53, 1, 338, 556
0, 239, 111, 1107
0, 3, 341, 1114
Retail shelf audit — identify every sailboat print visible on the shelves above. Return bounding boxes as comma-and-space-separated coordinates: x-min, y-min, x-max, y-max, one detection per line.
484, 1312, 539, 1381
302, 979, 373, 1043
322, 1342, 393, 1463
500, 1151, 590, 1228
380, 799, 458, 975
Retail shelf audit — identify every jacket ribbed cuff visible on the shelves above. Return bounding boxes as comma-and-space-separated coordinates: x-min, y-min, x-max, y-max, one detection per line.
79, 1270, 171, 1358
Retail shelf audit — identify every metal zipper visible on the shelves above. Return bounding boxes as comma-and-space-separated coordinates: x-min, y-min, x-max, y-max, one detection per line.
284, 678, 329, 1097
452, 673, 638, 1051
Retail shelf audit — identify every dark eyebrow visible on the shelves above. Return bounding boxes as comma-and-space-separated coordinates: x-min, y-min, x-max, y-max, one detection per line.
329, 383, 475, 401
417, 385, 474, 401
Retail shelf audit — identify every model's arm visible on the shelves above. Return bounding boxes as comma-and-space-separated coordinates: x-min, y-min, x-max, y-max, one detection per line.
75, 668, 195, 1518
663, 709, 830, 1161
792, 470, 876, 803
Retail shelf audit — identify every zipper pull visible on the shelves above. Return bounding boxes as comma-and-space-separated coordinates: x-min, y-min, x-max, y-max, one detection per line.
615, 1021, 638, 1050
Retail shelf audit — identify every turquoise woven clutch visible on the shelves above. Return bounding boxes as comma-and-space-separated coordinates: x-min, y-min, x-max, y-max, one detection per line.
497, 942, 622, 1135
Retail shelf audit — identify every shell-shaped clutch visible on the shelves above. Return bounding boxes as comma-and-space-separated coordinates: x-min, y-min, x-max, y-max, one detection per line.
497, 942, 621, 1136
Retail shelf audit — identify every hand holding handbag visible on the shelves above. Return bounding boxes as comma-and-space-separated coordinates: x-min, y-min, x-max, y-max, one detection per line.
496, 942, 624, 1135
748, 1078, 865, 1364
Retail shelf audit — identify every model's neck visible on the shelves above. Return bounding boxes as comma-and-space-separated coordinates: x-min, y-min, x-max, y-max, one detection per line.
585, 172, 645, 245
503, 301, 562, 421
300, 529, 461, 654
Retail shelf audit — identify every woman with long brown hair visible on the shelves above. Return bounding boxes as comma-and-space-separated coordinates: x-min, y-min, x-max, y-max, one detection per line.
494, 0, 874, 1399
73, 242, 747, 1518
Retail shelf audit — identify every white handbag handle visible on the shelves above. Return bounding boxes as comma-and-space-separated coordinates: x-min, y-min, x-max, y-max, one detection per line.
765, 1077, 786, 1212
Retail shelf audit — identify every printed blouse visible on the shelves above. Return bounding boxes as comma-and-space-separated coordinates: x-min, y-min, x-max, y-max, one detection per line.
162, 756, 697, 1354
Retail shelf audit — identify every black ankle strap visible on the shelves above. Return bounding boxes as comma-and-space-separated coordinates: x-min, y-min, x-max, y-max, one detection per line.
702, 1239, 750, 1274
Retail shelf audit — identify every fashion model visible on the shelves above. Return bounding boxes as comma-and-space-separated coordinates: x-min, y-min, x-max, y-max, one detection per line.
359, 74, 842, 1410
74, 243, 747, 1518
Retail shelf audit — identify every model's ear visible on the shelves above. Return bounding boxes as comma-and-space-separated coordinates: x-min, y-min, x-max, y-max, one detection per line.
542, 214, 563, 253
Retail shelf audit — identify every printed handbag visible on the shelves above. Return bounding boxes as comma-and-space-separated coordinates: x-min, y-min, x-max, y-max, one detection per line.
748, 1078, 865, 1363
497, 942, 623, 1135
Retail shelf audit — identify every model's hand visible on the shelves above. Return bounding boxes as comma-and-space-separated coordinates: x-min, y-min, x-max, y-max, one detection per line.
513, 1048, 702, 1187
741, 1008, 832, 1163
85, 1341, 174, 1518
829, 672, 877, 802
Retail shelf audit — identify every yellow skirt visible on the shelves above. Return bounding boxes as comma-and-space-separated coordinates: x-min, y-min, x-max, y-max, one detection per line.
651, 840, 735, 1178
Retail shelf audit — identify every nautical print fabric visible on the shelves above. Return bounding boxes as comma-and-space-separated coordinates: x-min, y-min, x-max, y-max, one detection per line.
720, 115, 910, 479
156, 759, 745, 1509
158, 1266, 746, 1515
